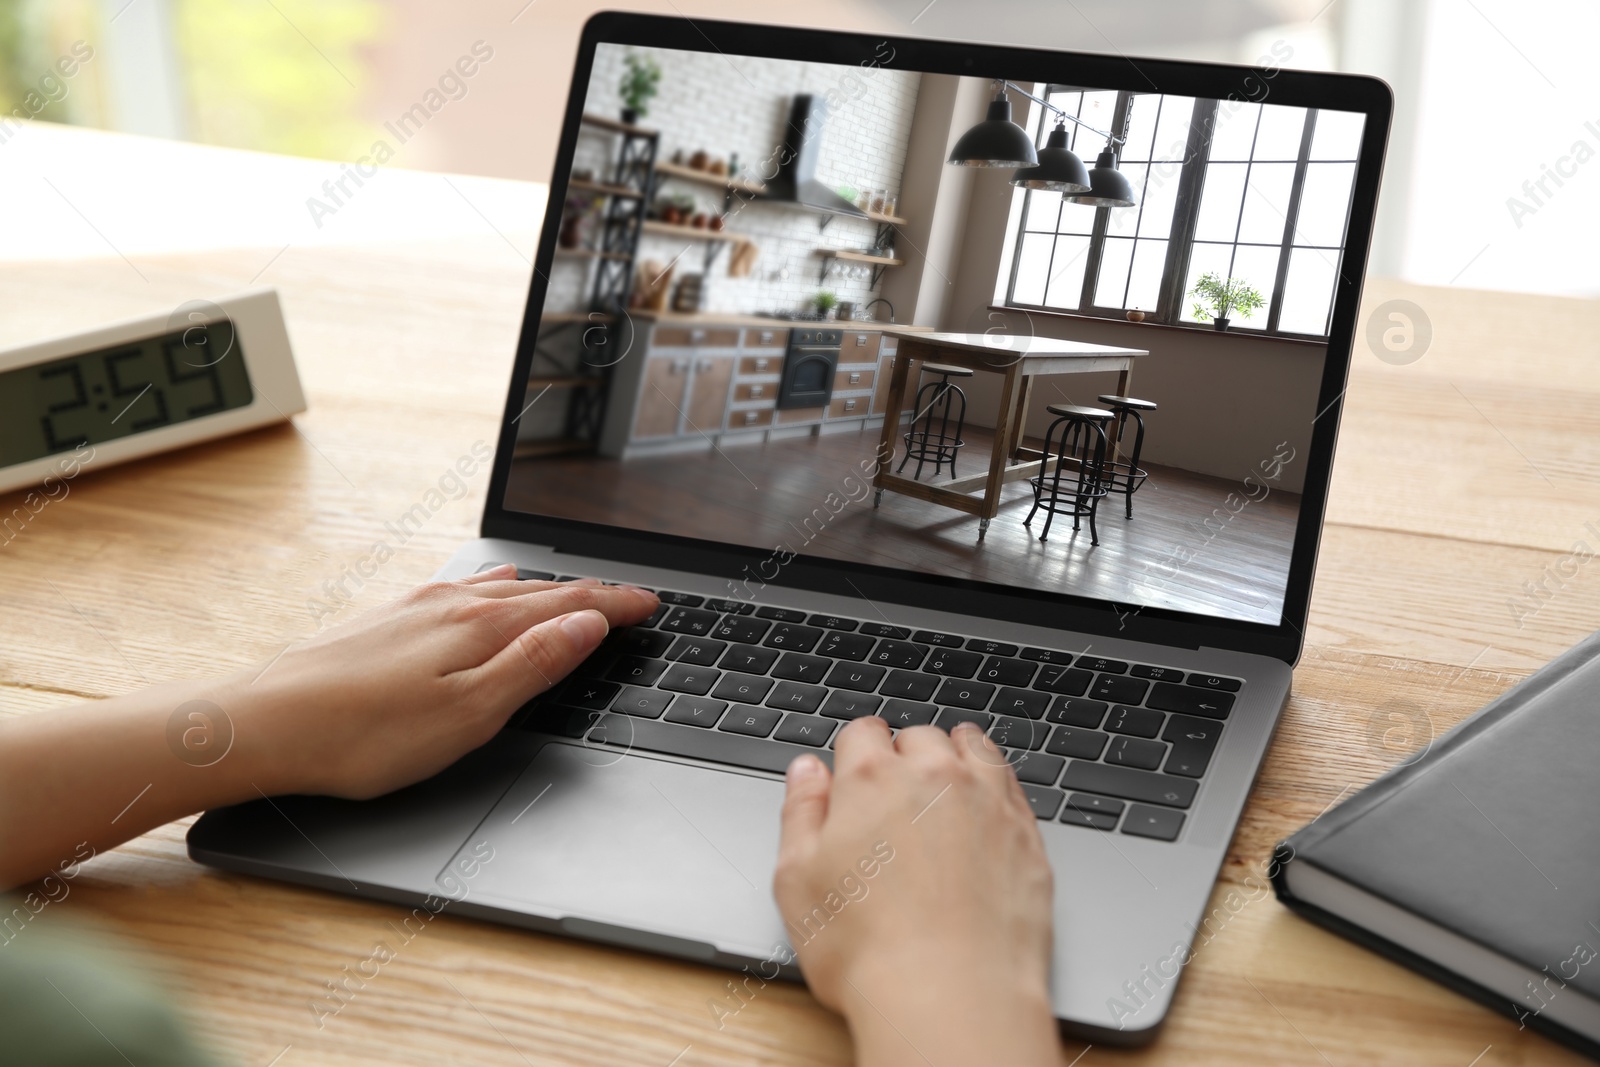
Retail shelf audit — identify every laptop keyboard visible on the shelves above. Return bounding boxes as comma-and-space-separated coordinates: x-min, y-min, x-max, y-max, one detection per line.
486, 565, 1242, 844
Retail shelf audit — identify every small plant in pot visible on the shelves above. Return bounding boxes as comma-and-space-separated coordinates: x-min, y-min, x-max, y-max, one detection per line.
812, 290, 839, 321
1189, 272, 1265, 331
619, 52, 660, 125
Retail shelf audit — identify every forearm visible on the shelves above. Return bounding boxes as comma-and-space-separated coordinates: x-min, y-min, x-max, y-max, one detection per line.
0, 670, 282, 889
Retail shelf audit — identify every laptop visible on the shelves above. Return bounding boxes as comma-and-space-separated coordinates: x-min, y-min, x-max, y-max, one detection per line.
190, 13, 1390, 1043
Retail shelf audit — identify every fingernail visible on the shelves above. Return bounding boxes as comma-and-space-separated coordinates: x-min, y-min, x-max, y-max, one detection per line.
952, 721, 981, 735
623, 584, 658, 600
787, 755, 822, 781
558, 609, 608, 645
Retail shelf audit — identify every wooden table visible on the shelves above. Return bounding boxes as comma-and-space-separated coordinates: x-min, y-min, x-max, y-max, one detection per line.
871, 332, 1146, 536
5, 125, 1600, 1066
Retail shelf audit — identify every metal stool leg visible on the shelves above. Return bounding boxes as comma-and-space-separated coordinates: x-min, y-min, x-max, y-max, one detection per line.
1024, 415, 1066, 532
1123, 408, 1146, 518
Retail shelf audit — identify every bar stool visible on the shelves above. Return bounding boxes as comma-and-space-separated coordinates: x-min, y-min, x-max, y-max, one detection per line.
1097, 394, 1157, 519
1024, 403, 1113, 545
897, 362, 972, 480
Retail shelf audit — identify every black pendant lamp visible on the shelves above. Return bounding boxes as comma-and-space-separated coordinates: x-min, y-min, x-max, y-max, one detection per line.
1069, 147, 1137, 207
948, 89, 1038, 168
1010, 121, 1090, 192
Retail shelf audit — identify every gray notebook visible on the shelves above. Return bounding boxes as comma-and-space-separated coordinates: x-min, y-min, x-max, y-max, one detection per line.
1273, 629, 1600, 1059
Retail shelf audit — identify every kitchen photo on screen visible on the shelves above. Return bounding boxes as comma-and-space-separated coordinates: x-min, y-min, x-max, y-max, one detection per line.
505, 41, 1365, 626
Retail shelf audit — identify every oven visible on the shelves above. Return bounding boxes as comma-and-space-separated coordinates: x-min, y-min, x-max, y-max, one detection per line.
775, 327, 842, 410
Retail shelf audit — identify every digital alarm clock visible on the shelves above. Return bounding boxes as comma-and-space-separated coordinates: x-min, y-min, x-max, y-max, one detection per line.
0, 288, 305, 494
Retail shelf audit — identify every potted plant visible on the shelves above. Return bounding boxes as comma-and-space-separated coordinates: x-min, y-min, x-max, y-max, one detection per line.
1189, 272, 1265, 331
619, 52, 660, 125
812, 290, 839, 321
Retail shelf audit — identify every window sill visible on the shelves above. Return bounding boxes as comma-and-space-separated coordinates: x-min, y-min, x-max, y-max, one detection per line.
988, 305, 1330, 348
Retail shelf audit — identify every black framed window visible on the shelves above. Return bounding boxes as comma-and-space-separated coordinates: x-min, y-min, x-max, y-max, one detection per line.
1003, 87, 1363, 339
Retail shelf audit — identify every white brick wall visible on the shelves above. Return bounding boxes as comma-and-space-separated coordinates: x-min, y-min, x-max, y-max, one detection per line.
544, 43, 921, 316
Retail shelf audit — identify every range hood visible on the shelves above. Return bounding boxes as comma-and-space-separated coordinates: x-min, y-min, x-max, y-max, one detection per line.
760, 94, 868, 219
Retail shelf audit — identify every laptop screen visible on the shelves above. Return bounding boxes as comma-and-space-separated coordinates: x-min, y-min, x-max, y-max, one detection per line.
499, 30, 1377, 631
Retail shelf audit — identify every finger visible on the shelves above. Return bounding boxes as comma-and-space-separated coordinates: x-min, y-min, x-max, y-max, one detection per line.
776, 755, 833, 870
486, 583, 659, 630
469, 607, 611, 708
951, 722, 1034, 816
460, 564, 517, 584
832, 714, 894, 777
464, 576, 605, 599
892, 722, 956, 760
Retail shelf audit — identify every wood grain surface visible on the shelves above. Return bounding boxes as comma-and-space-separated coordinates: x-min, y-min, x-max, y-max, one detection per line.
2, 172, 1598, 1066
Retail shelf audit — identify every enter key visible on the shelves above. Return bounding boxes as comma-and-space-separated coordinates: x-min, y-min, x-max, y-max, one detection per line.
1161, 714, 1224, 778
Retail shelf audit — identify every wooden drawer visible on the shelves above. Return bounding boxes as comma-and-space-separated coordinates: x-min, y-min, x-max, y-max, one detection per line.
727, 408, 774, 431
829, 395, 869, 419
654, 326, 740, 349
833, 367, 874, 393
844, 330, 881, 359
777, 405, 826, 425
734, 381, 777, 403
739, 354, 783, 376
742, 327, 789, 350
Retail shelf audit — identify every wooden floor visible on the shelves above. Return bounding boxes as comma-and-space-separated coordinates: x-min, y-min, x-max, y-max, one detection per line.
506, 424, 1301, 624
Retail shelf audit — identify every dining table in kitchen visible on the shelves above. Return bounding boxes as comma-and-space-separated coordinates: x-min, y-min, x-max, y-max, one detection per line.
870, 331, 1148, 536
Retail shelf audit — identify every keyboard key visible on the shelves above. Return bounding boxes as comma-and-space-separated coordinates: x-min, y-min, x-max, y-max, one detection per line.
808, 613, 860, 631
712, 672, 774, 704
825, 661, 887, 693
1046, 697, 1108, 728
755, 606, 808, 623
772, 653, 831, 684
880, 699, 936, 727
591, 713, 832, 773
992, 687, 1049, 719
820, 691, 882, 720
664, 695, 727, 728
668, 636, 728, 666
925, 648, 983, 678
720, 704, 782, 738
1078, 656, 1129, 674
765, 623, 824, 653
989, 715, 1049, 750
1089, 675, 1149, 705
1131, 664, 1185, 683
1060, 762, 1198, 809
934, 678, 996, 710
712, 616, 771, 644
966, 638, 1020, 657
913, 629, 965, 648
560, 679, 619, 710
1105, 705, 1165, 738
1060, 808, 1119, 830
1065, 793, 1124, 816
1022, 784, 1064, 819
934, 708, 992, 732
657, 591, 705, 607
1188, 674, 1243, 692
1162, 714, 1223, 778
705, 599, 755, 614
1021, 647, 1074, 665
658, 663, 720, 696
721, 645, 779, 675
816, 632, 876, 661
977, 656, 1037, 687
1007, 750, 1065, 785
613, 628, 673, 658
660, 607, 719, 636
554, 575, 580, 582
860, 622, 911, 639
1035, 666, 1093, 696
1044, 725, 1109, 760
1122, 804, 1185, 842
880, 670, 939, 701
641, 604, 671, 628
612, 686, 672, 719
1106, 736, 1167, 770
1147, 682, 1234, 720
767, 681, 827, 714
775, 714, 836, 747
868, 640, 929, 669
606, 657, 669, 686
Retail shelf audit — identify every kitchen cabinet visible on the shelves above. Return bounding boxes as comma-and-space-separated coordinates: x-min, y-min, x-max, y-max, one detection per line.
686, 355, 735, 431
632, 357, 689, 438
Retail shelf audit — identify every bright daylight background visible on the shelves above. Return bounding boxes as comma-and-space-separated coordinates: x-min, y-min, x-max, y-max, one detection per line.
1, 0, 1596, 298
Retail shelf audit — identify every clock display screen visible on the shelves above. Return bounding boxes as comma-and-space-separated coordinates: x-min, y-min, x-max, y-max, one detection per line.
0, 319, 254, 467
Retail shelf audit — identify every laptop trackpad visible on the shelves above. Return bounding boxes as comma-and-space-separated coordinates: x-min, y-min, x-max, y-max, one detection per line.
446, 742, 790, 957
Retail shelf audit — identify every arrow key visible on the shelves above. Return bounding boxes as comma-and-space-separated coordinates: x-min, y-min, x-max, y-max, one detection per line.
1147, 681, 1235, 719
